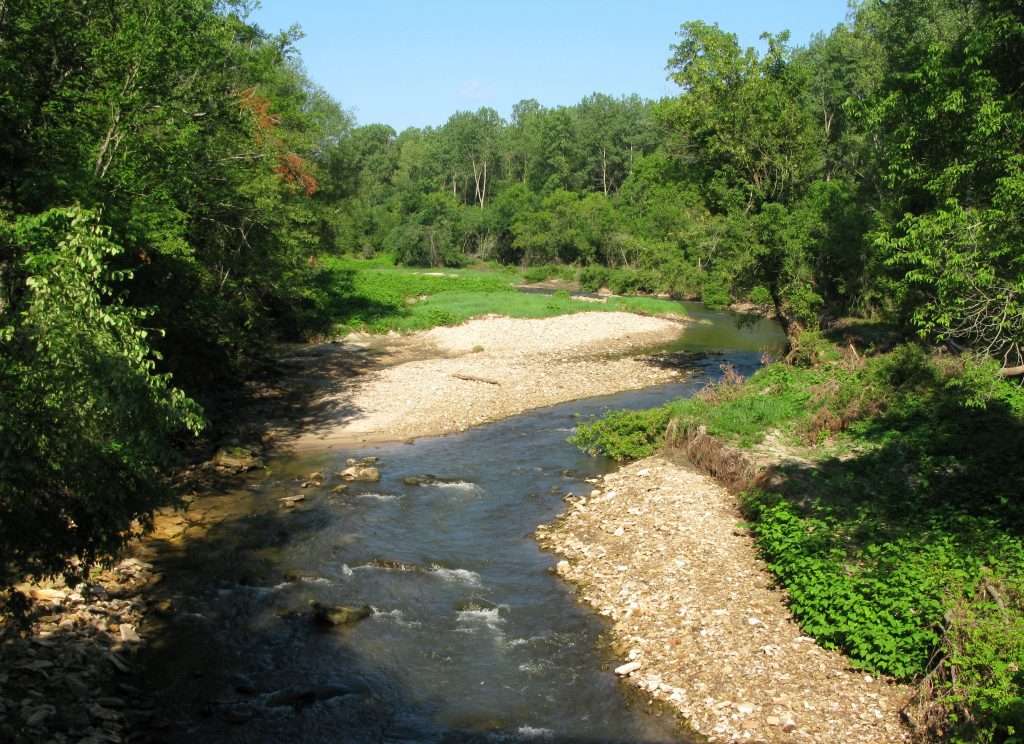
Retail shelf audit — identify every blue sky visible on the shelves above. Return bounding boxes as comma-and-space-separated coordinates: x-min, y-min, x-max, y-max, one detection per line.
250, 1, 852, 131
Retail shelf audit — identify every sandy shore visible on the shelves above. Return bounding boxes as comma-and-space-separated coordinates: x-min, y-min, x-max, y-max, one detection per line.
274, 311, 686, 450
536, 456, 912, 743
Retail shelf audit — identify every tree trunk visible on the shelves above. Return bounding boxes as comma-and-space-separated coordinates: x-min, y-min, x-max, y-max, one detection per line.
480, 159, 487, 208
473, 158, 485, 207
601, 147, 608, 196
95, 63, 139, 179
769, 283, 804, 356
428, 229, 439, 267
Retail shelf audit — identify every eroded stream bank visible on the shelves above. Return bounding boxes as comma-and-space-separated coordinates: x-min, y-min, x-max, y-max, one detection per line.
130, 307, 781, 743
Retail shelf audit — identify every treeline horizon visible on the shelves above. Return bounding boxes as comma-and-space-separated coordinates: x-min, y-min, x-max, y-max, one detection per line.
330, 0, 1021, 369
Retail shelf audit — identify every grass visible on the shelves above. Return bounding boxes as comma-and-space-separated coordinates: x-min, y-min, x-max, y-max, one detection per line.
313, 255, 687, 334
572, 339, 1024, 740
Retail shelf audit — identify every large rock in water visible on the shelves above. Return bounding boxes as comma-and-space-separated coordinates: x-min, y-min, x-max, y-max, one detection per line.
340, 465, 380, 482
309, 601, 372, 626
212, 446, 262, 473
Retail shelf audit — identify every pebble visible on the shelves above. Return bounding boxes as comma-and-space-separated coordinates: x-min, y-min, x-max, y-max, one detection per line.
614, 661, 641, 676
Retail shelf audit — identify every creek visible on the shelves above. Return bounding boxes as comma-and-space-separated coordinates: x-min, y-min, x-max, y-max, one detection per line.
140, 304, 784, 743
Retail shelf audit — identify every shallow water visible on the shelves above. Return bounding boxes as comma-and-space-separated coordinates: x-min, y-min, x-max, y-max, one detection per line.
141, 308, 784, 743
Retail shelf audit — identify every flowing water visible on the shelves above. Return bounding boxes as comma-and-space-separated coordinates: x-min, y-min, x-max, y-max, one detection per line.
140, 305, 784, 743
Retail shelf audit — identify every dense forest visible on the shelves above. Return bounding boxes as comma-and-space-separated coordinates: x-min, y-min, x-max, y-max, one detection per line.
1, 0, 1023, 738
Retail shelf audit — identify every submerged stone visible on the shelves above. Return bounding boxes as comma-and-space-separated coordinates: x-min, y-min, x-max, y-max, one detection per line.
309, 601, 372, 626
212, 446, 262, 472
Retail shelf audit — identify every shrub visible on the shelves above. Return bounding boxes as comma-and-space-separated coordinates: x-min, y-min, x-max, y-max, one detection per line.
0, 209, 202, 586
579, 265, 610, 292
701, 275, 731, 308
608, 268, 660, 295
523, 265, 552, 283
522, 264, 577, 283
571, 406, 673, 461
938, 574, 1024, 742
749, 285, 773, 307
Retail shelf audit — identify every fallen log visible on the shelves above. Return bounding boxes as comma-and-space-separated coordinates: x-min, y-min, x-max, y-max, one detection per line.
451, 373, 500, 385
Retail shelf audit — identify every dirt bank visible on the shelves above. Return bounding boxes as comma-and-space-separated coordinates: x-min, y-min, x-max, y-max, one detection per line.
536, 456, 912, 744
275, 311, 686, 450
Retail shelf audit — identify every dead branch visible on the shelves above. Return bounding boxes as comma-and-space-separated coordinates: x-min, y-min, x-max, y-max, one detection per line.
451, 373, 500, 386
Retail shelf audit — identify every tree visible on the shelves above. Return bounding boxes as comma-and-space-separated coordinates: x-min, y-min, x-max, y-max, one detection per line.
441, 108, 503, 208
662, 22, 823, 212
660, 21, 827, 346
871, 0, 1024, 373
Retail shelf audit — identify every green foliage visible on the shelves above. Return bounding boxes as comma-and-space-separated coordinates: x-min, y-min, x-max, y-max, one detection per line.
321, 258, 686, 334
941, 574, 1024, 742
571, 407, 673, 461
748, 286, 772, 307
521, 264, 578, 283
0, 208, 202, 583
0, 0, 356, 583
745, 491, 981, 677
870, 0, 1024, 372
579, 266, 611, 292
4, 5, 1023, 735
701, 276, 732, 309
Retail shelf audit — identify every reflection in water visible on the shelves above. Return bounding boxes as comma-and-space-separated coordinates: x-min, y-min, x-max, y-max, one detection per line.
141, 308, 784, 743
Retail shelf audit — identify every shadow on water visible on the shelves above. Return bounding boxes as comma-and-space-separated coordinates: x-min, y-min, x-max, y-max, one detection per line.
132, 308, 784, 743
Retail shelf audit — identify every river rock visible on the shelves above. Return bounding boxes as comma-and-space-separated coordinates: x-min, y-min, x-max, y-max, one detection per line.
340, 465, 380, 482
455, 598, 498, 612
151, 599, 175, 618
309, 601, 372, 626
280, 495, 305, 508
614, 661, 641, 676
266, 688, 314, 708
346, 457, 378, 466
212, 446, 262, 473
365, 559, 420, 572
266, 684, 353, 709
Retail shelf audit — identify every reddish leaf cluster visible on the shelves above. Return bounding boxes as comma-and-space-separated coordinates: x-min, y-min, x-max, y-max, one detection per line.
238, 86, 280, 139
274, 152, 318, 196
238, 87, 318, 197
